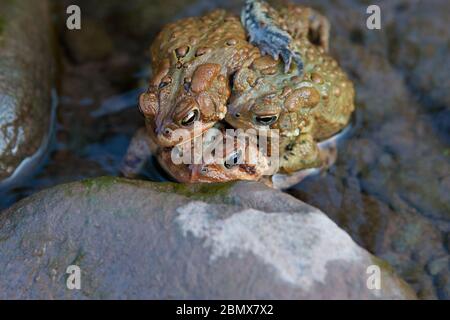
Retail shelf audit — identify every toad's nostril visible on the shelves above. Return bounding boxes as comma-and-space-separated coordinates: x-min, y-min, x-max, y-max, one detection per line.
163, 128, 172, 137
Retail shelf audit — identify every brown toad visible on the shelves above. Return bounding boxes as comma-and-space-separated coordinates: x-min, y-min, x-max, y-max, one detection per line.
159, 124, 271, 183
121, 123, 346, 189
225, 0, 355, 172
139, 9, 260, 147
122, 124, 271, 184
125, 0, 355, 185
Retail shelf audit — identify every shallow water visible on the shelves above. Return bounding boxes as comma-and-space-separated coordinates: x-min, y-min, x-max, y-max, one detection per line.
0, 0, 449, 299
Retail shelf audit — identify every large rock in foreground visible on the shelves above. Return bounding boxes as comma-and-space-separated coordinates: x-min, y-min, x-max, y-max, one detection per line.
0, 0, 55, 183
0, 178, 415, 299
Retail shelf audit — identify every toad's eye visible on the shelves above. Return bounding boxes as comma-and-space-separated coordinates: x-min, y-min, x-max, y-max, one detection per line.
159, 76, 172, 89
254, 115, 279, 126
181, 109, 200, 127
159, 81, 171, 89
224, 150, 242, 169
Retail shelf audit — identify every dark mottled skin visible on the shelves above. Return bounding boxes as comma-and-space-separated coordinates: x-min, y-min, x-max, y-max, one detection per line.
130, 0, 355, 182
139, 10, 260, 147
241, 0, 303, 73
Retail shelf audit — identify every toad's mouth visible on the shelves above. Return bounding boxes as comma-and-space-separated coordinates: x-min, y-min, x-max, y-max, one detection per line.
155, 121, 213, 147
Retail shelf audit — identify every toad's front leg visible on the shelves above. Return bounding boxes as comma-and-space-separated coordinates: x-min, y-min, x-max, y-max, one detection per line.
271, 133, 338, 190
121, 128, 155, 178
279, 133, 322, 174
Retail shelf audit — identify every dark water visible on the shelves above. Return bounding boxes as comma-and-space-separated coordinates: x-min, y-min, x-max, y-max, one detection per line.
0, 0, 449, 299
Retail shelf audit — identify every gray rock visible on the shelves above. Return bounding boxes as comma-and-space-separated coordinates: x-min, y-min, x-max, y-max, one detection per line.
0, 178, 416, 299
426, 257, 449, 277
286, 0, 450, 300
388, 0, 450, 111
436, 271, 450, 300
0, 0, 55, 183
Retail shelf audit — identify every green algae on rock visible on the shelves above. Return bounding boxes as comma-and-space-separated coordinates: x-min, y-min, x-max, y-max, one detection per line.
0, 0, 55, 182
0, 178, 416, 299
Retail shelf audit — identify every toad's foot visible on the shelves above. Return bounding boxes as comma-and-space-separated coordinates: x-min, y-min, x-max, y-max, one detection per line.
121, 128, 154, 179
241, 0, 303, 73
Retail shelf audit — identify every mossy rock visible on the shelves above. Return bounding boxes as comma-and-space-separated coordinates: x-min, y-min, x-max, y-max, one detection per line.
0, 178, 416, 299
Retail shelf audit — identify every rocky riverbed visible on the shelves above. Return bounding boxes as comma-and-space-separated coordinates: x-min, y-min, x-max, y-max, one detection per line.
0, 0, 448, 299
0, 0, 55, 186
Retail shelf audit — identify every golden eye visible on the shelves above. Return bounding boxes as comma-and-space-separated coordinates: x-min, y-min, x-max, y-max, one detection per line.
181, 109, 200, 127
254, 115, 279, 126
159, 82, 169, 89
224, 150, 242, 169
159, 77, 172, 89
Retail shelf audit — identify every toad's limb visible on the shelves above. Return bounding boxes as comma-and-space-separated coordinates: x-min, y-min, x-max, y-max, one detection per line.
121, 128, 154, 178
241, 0, 303, 73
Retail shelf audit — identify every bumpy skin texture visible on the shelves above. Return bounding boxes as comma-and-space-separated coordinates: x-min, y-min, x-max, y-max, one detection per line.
155, 125, 270, 183
226, 3, 355, 173
241, 0, 303, 73
139, 10, 260, 147
134, 1, 355, 180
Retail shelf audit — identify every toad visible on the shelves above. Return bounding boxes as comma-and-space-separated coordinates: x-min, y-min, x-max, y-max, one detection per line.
139, 9, 260, 147
226, 0, 355, 172
122, 124, 270, 183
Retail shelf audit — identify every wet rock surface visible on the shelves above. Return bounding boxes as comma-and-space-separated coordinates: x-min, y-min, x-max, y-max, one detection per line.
387, 0, 450, 141
0, 0, 55, 182
286, 0, 450, 299
0, 178, 415, 299
0, 0, 447, 299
